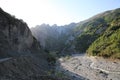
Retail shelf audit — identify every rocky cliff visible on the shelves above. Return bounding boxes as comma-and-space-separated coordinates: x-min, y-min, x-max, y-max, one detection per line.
31, 23, 76, 52
0, 8, 40, 57
0, 8, 50, 80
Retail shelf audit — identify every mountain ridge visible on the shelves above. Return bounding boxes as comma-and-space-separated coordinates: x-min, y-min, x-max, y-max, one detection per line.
0, 8, 51, 80
31, 8, 120, 59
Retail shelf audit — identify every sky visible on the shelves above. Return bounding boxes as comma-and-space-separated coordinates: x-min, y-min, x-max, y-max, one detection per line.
0, 0, 120, 28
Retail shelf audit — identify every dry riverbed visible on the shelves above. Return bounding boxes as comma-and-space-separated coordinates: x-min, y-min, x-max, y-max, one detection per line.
56, 54, 120, 80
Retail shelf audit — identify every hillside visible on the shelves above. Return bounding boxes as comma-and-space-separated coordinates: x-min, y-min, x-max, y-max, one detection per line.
87, 14, 120, 59
0, 8, 50, 80
0, 8, 73, 80
74, 8, 120, 59
31, 8, 120, 59
0, 8, 43, 57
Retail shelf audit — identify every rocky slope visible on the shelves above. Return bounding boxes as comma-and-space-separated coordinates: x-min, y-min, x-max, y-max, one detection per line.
0, 8, 41, 57
0, 8, 51, 80
87, 8, 120, 59
31, 23, 77, 52
73, 8, 120, 59
56, 54, 120, 80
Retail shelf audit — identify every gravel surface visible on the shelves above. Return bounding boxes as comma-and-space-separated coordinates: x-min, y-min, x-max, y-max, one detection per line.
56, 54, 120, 80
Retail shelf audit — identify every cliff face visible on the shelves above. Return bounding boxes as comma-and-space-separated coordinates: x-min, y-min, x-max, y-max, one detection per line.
0, 8, 40, 57
0, 8, 49, 80
31, 23, 76, 52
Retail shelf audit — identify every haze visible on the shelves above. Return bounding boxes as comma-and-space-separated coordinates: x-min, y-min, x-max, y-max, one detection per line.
0, 0, 120, 27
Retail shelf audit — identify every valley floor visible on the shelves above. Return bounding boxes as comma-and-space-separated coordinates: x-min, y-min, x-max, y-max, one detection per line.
56, 54, 120, 80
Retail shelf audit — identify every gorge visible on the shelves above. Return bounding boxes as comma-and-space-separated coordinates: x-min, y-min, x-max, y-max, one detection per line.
0, 7, 120, 80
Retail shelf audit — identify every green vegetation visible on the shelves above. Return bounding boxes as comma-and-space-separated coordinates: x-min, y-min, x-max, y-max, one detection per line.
75, 8, 120, 59
46, 51, 58, 66
75, 33, 98, 52
87, 20, 120, 59
74, 13, 107, 53
87, 12, 120, 59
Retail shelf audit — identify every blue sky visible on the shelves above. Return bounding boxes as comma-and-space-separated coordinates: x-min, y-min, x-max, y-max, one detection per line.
51, 0, 120, 20
0, 0, 120, 27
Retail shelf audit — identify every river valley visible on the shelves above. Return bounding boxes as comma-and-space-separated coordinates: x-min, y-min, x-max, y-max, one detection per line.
56, 54, 120, 80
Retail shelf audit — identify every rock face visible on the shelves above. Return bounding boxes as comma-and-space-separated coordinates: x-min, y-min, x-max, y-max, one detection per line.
0, 8, 39, 57
31, 23, 77, 52
0, 8, 49, 79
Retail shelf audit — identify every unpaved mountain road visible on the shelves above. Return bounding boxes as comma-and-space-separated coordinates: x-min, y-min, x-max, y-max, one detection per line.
56, 54, 120, 80
0, 58, 12, 63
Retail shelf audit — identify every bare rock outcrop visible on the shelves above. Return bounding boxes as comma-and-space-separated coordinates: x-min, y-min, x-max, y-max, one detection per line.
0, 8, 49, 80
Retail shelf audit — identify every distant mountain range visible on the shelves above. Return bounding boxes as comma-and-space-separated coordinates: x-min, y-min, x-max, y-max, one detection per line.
31, 8, 120, 59
31, 23, 77, 53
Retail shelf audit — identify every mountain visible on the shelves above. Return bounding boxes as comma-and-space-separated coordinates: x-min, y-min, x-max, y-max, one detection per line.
75, 8, 120, 59
0, 8, 42, 57
31, 8, 120, 59
31, 23, 77, 53
0, 8, 52, 80
87, 9, 120, 59
0, 7, 74, 80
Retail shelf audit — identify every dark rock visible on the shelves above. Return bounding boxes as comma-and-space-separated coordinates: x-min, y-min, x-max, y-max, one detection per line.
0, 8, 49, 79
